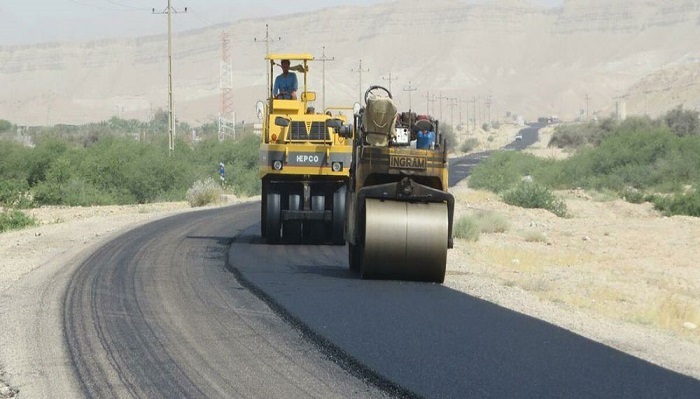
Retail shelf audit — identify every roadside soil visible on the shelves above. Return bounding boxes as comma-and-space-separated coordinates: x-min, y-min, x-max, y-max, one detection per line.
1, 130, 698, 396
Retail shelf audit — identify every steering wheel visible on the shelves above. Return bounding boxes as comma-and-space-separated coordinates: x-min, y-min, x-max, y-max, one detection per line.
415, 118, 435, 133
364, 85, 392, 105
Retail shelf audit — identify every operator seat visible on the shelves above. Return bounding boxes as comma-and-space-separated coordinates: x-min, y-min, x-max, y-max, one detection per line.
363, 95, 397, 147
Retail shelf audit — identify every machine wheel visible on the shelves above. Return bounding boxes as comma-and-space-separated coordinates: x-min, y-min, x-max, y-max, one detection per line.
304, 195, 326, 243
285, 194, 302, 243
331, 186, 346, 245
348, 241, 362, 272
265, 192, 281, 244
361, 199, 447, 282
260, 183, 268, 238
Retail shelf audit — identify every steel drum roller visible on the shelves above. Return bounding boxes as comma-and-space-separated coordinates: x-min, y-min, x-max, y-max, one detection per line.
362, 198, 448, 282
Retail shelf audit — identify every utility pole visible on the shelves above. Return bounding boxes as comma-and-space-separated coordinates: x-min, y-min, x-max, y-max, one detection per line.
426, 91, 436, 115
153, 1, 187, 156
471, 95, 477, 130
460, 98, 469, 127
254, 24, 281, 94
436, 92, 449, 123
311, 46, 334, 112
447, 98, 457, 128
485, 94, 492, 125
403, 81, 417, 111
381, 72, 398, 93
585, 93, 590, 119
352, 59, 369, 103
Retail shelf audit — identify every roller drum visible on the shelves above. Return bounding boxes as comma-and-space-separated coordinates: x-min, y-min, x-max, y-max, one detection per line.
362, 198, 447, 282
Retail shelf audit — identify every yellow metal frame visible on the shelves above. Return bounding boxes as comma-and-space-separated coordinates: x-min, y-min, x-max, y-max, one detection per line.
259, 52, 353, 179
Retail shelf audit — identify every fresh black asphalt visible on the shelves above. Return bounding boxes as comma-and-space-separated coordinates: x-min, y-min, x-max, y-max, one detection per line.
229, 124, 700, 398
229, 228, 700, 399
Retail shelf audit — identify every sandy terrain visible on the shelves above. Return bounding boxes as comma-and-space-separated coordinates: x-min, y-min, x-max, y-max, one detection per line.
1, 1, 699, 126
1, 140, 699, 395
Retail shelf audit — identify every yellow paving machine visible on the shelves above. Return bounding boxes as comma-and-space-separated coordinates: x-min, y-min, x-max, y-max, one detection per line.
258, 53, 353, 244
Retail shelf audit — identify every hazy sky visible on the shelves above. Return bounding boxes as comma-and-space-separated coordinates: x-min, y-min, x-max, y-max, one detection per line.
0, 0, 563, 46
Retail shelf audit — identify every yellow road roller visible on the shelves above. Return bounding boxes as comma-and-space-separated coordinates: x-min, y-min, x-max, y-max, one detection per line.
258, 53, 354, 244
342, 85, 454, 283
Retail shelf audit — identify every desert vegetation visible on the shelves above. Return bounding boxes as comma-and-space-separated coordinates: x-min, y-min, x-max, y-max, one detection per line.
0, 115, 260, 231
469, 107, 700, 217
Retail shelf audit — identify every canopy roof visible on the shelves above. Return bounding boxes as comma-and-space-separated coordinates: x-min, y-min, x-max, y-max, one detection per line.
265, 53, 314, 61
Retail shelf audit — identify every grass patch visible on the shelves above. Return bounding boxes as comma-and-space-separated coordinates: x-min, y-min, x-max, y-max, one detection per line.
523, 230, 548, 243
0, 209, 37, 232
633, 294, 700, 335
473, 210, 509, 233
453, 210, 509, 241
453, 215, 480, 241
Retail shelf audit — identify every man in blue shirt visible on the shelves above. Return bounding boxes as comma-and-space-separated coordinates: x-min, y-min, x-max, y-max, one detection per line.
273, 59, 298, 99
416, 127, 436, 149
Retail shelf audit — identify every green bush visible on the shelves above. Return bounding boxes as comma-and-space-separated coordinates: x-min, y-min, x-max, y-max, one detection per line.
0, 119, 12, 132
663, 106, 700, 137
460, 138, 480, 153
649, 190, 700, 217
453, 214, 481, 241
620, 188, 646, 204
469, 151, 544, 193
502, 182, 568, 217
0, 209, 37, 232
186, 177, 224, 207
0, 179, 32, 208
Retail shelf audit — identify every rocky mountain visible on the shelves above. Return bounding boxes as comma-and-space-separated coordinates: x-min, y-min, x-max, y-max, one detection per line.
0, 0, 698, 127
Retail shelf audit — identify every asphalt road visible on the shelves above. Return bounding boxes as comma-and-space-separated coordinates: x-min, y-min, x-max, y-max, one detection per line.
449, 124, 542, 187
62, 203, 393, 399
60, 128, 700, 398
230, 227, 700, 399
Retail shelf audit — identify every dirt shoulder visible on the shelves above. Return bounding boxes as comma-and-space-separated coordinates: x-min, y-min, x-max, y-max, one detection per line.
445, 126, 699, 379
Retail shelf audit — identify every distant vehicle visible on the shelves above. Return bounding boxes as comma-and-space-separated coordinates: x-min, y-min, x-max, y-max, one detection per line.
515, 134, 523, 140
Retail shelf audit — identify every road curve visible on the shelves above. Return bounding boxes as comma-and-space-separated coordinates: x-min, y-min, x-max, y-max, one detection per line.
63, 202, 392, 399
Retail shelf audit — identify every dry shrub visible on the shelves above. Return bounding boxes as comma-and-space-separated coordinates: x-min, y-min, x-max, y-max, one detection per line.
186, 178, 223, 207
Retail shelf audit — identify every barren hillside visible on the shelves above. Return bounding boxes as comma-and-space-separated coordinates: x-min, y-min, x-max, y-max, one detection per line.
0, 0, 698, 126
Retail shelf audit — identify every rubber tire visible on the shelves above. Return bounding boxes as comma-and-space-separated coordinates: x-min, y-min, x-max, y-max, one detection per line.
348, 241, 361, 273
260, 183, 267, 238
306, 195, 325, 244
332, 186, 347, 245
285, 194, 302, 244
265, 192, 281, 244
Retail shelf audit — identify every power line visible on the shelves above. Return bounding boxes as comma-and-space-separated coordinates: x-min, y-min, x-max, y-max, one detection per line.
426, 91, 436, 115
351, 59, 369, 104
381, 72, 398, 94
436, 92, 449, 123
153, 0, 187, 156
254, 24, 281, 94
311, 46, 335, 112
403, 81, 417, 111
69, 0, 147, 12
106, 0, 150, 10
